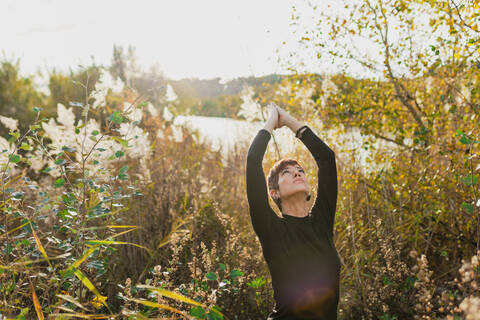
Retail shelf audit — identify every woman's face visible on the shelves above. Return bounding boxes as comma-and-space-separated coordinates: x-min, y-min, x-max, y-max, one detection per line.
277, 164, 310, 200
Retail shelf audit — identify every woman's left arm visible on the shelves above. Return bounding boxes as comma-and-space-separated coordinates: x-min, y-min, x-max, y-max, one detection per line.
275, 105, 338, 236
298, 127, 337, 231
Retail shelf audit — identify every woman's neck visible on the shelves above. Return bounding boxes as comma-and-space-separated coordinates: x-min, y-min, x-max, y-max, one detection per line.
281, 193, 310, 217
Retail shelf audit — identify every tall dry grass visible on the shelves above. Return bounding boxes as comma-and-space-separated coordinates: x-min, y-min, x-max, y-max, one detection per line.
1, 67, 479, 319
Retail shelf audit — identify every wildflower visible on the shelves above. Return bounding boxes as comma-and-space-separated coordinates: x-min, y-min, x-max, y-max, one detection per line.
163, 106, 174, 121
91, 69, 124, 109
237, 86, 263, 122
170, 124, 183, 143
146, 102, 159, 117
28, 151, 46, 173
460, 296, 480, 320
153, 265, 162, 275
125, 104, 143, 123
0, 115, 18, 131
165, 84, 178, 102
57, 103, 75, 129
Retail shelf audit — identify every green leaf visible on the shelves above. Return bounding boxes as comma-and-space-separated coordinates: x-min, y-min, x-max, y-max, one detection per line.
382, 275, 392, 285
218, 263, 226, 271
9, 154, 20, 163
8, 131, 20, 143
111, 136, 129, 148
462, 175, 478, 186
207, 306, 223, 320
20, 143, 31, 151
91, 130, 99, 136
62, 146, 76, 153
12, 191, 24, 199
229, 269, 243, 279
16, 307, 29, 320
462, 202, 474, 214
33, 107, 42, 113
190, 306, 205, 318
109, 111, 123, 124
54, 178, 65, 188
69, 101, 83, 107
115, 150, 124, 158
460, 134, 471, 144
206, 272, 217, 281
119, 165, 129, 174
55, 159, 66, 165
247, 276, 266, 289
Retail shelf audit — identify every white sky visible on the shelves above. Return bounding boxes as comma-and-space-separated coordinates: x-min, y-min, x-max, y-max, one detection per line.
1, 0, 328, 80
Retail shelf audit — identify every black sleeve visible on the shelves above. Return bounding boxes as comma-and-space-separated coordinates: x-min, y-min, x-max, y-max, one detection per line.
246, 129, 278, 238
298, 126, 338, 237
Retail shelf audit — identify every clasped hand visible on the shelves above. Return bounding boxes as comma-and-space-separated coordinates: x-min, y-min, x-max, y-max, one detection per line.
266, 102, 293, 130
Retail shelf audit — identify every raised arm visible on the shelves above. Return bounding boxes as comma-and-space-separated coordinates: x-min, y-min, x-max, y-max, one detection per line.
275, 105, 338, 237
245, 106, 279, 237
298, 127, 337, 233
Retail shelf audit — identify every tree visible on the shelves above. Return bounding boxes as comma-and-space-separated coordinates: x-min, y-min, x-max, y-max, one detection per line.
0, 59, 43, 135
277, 0, 480, 317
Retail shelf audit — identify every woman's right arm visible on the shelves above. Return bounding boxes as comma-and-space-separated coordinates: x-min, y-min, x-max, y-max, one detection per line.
245, 106, 278, 236
246, 129, 272, 213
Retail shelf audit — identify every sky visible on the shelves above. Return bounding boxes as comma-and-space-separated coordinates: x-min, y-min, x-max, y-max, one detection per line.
1, 0, 326, 81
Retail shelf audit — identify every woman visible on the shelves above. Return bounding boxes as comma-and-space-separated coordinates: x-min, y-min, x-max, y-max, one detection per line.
245, 104, 341, 320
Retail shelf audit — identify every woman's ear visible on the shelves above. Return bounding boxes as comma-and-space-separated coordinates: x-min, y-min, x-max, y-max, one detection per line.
269, 189, 278, 200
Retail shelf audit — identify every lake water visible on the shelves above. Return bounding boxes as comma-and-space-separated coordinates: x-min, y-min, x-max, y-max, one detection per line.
173, 115, 394, 173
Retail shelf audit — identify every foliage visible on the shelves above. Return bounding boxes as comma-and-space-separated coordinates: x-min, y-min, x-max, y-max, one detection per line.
267, 0, 480, 318
0, 64, 273, 319
1, 1, 480, 317
0, 59, 43, 136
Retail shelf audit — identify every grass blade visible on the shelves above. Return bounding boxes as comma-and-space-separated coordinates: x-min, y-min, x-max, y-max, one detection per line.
0, 253, 71, 271
85, 240, 151, 255
48, 313, 112, 319
78, 225, 138, 231
55, 305, 77, 313
105, 225, 138, 229
0, 221, 29, 239
72, 268, 109, 312
138, 285, 225, 318
156, 217, 190, 250
136, 285, 202, 307
56, 294, 89, 311
130, 298, 185, 316
64, 228, 143, 274
69, 245, 100, 271
28, 219, 52, 268
17, 253, 71, 266
30, 281, 45, 320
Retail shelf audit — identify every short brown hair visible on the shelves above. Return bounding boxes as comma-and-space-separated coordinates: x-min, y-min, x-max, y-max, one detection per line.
267, 158, 303, 211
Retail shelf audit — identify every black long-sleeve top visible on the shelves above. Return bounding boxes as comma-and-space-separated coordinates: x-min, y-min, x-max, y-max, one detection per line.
246, 127, 341, 320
